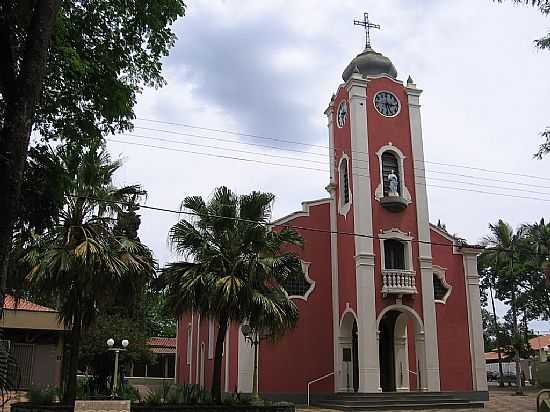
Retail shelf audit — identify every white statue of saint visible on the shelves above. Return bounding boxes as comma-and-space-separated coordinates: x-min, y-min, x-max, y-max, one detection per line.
388, 169, 399, 197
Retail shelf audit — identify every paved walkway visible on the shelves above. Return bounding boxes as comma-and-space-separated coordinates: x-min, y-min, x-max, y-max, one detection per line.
296, 390, 540, 411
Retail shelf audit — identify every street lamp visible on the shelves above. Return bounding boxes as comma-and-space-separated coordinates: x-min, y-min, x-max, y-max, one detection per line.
241, 324, 270, 402
107, 338, 129, 397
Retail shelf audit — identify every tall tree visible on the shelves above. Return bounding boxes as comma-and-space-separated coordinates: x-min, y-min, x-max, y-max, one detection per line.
23, 143, 155, 403
158, 187, 303, 403
479, 264, 506, 386
496, 1, 550, 156
0, 0, 185, 308
482, 220, 526, 394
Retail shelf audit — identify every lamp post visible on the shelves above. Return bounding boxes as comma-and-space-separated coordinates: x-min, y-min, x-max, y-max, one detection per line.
107, 338, 129, 397
241, 325, 270, 402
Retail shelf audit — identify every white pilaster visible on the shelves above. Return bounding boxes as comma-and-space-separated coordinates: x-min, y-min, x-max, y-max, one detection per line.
325, 99, 341, 392
346, 74, 379, 392
407, 83, 441, 391
237, 325, 254, 392
462, 250, 488, 391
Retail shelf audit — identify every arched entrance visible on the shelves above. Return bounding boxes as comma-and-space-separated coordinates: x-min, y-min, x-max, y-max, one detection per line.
338, 311, 359, 392
377, 306, 426, 392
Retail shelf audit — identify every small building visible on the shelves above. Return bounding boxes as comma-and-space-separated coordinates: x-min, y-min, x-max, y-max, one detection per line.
127, 337, 176, 389
1, 295, 68, 388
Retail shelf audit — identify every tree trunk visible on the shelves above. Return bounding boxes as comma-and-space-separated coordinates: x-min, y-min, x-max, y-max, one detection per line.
0, 0, 59, 307
64, 311, 82, 404
490, 281, 505, 387
211, 315, 229, 404
511, 288, 523, 395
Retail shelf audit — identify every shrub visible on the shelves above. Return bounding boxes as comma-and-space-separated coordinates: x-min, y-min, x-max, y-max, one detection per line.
170, 384, 210, 405
118, 384, 140, 402
27, 386, 58, 404
143, 384, 170, 406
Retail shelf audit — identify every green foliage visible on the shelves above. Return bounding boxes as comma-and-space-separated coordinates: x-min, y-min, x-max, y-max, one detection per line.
0, 1, 186, 146
27, 386, 58, 405
496, 1, 550, 157
143, 384, 211, 405
21, 143, 156, 402
79, 313, 155, 394
118, 384, 141, 402
143, 384, 169, 406
158, 187, 304, 402
165, 384, 211, 405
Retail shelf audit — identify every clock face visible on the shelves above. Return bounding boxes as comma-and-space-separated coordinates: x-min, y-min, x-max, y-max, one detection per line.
337, 101, 348, 128
374, 91, 400, 117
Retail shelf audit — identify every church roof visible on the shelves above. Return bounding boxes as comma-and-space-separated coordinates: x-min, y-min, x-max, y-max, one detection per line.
342, 46, 398, 82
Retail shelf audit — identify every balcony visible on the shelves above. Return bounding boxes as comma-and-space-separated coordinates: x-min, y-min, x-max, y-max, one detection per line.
381, 269, 417, 297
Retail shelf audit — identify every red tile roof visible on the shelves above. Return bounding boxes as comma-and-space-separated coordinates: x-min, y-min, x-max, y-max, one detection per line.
147, 337, 176, 354
530, 335, 550, 350
3, 295, 55, 312
147, 337, 176, 348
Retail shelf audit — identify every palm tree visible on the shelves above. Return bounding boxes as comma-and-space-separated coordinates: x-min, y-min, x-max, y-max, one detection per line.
159, 187, 302, 403
482, 219, 525, 395
23, 144, 155, 403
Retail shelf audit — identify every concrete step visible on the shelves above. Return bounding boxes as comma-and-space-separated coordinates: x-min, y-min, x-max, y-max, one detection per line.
312, 401, 484, 411
313, 392, 485, 411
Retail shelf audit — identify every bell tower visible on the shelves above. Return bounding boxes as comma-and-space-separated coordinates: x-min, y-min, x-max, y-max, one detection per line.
326, 13, 441, 393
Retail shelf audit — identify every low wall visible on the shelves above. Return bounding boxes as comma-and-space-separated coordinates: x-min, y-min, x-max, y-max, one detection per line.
11, 403, 294, 412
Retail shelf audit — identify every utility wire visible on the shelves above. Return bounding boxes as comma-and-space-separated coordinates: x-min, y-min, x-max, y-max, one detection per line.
127, 133, 550, 196
135, 117, 550, 183
68, 193, 550, 258
107, 137, 550, 202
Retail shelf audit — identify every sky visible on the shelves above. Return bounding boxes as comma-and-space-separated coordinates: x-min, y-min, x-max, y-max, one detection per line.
106, 0, 550, 329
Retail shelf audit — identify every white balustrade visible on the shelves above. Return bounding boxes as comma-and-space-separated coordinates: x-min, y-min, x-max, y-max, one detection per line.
381, 269, 417, 296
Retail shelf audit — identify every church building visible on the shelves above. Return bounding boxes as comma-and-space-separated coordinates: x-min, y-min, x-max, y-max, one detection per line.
175, 15, 488, 403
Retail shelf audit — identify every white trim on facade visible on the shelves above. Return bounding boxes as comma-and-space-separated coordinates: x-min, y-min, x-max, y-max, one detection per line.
432, 265, 452, 304
326, 97, 341, 392
224, 327, 230, 392
195, 313, 201, 384
374, 144, 412, 204
429, 224, 461, 254
189, 312, 194, 383
270, 198, 331, 226
237, 324, 254, 393
462, 251, 488, 391
346, 72, 379, 392
283, 261, 316, 301
208, 319, 214, 359
378, 228, 414, 271
407, 82, 441, 391
373, 90, 402, 118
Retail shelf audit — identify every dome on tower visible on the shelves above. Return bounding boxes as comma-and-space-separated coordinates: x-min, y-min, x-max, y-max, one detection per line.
342, 46, 397, 81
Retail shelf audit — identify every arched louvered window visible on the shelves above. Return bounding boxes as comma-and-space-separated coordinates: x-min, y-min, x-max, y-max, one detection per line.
384, 239, 405, 270
433, 272, 451, 302
381, 151, 400, 196
340, 157, 350, 205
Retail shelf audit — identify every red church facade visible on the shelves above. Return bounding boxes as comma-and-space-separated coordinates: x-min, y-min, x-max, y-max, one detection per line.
175, 41, 487, 401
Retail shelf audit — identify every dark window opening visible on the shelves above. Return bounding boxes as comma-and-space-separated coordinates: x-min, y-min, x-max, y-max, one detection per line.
384, 239, 405, 270
382, 152, 400, 196
433, 274, 448, 301
340, 159, 350, 204
282, 272, 311, 297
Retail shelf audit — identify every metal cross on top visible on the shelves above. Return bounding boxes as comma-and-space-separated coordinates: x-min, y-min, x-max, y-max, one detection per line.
354, 12, 380, 49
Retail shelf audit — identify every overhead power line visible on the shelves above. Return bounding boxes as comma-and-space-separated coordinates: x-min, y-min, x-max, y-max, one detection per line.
125, 128, 550, 191
107, 137, 550, 203
134, 117, 550, 183
67, 193, 550, 258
